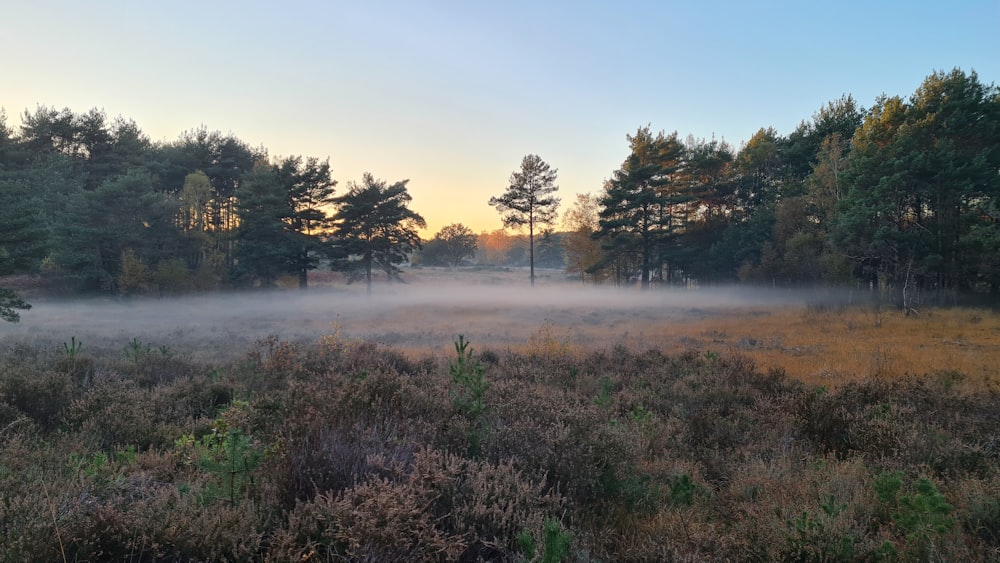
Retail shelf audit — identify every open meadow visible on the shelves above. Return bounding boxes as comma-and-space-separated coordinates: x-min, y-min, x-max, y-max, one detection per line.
5, 267, 998, 389
1, 268, 1000, 560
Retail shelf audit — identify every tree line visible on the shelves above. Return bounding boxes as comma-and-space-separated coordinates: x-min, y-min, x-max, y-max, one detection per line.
0, 108, 426, 317
560, 68, 999, 305
1, 68, 998, 319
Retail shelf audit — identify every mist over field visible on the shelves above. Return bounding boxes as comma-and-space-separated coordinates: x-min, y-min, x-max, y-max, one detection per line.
0, 272, 857, 360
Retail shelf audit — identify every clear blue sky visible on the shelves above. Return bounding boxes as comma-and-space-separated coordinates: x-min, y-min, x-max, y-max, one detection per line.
4, 1, 998, 235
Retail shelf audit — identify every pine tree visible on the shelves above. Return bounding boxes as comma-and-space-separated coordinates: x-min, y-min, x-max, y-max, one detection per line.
594, 127, 684, 288
329, 173, 426, 295
489, 154, 559, 286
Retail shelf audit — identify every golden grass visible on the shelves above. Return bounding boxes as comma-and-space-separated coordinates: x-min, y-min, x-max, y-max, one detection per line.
8, 263, 998, 392
375, 302, 1000, 391
647, 305, 1000, 389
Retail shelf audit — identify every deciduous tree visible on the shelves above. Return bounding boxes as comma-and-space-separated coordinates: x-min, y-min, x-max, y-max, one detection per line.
420, 223, 477, 267
477, 229, 516, 266
561, 193, 604, 283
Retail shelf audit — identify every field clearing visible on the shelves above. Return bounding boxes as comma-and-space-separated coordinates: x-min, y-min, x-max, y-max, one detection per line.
4, 268, 1000, 560
2, 267, 999, 389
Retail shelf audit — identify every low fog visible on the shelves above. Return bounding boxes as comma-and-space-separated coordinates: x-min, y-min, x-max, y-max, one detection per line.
0, 275, 854, 361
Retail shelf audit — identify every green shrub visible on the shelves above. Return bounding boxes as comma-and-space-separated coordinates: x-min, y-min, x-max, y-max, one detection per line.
873, 471, 954, 559
175, 402, 265, 506
449, 335, 489, 457
783, 495, 857, 562
539, 518, 573, 563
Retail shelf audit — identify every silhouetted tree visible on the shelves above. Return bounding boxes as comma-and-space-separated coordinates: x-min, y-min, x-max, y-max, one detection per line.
330, 173, 426, 295
536, 229, 564, 268
282, 156, 337, 287
233, 162, 297, 287
489, 154, 559, 286
420, 223, 478, 267
52, 170, 178, 292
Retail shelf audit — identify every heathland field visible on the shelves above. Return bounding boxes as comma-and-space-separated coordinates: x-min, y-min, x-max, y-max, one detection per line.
1, 270, 999, 560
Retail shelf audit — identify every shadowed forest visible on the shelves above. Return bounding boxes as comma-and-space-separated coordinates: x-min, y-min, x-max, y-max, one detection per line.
1, 67, 1000, 561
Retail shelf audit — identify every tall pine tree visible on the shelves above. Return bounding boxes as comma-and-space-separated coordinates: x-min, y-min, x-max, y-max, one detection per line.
489, 154, 559, 286
594, 127, 684, 288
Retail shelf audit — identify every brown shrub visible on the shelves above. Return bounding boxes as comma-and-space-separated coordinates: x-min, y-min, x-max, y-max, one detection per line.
277, 447, 467, 561
0, 369, 74, 430
271, 446, 562, 561
64, 377, 215, 450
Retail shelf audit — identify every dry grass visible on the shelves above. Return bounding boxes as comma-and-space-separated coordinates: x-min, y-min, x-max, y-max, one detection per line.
384, 269, 1000, 390
638, 305, 1000, 390
4, 267, 998, 391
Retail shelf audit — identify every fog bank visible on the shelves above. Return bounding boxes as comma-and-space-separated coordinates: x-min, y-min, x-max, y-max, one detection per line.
0, 278, 850, 360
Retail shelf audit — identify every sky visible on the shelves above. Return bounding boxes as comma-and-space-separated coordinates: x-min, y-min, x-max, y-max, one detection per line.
3, 1, 998, 236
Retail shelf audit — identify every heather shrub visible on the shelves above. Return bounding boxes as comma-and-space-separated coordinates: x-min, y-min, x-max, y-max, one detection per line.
263, 364, 449, 506
331, 338, 432, 378
64, 376, 218, 450
55, 486, 266, 561
955, 477, 1000, 552
574, 346, 677, 388
280, 412, 419, 502
0, 433, 71, 561
124, 351, 198, 388
31, 419, 268, 561
272, 445, 563, 561
483, 377, 617, 500
796, 378, 1000, 479
334, 363, 450, 426
243, 334, 304, 390
275, 447, 468, 561
1, 341, 42, 368
0, 368, 74, 430
446, 456, 564, 559
53, 337, 96, 386
796, 380, 902, 457
4, 324, 1000, 560
718, 456, 876, 560
56, 354, 96, 387
882, 379, 1000, 478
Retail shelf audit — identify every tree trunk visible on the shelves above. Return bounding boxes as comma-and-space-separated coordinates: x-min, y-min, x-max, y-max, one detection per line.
640, 233, 651, 290
365, 254, 372, 296
529, 221, 535, 287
